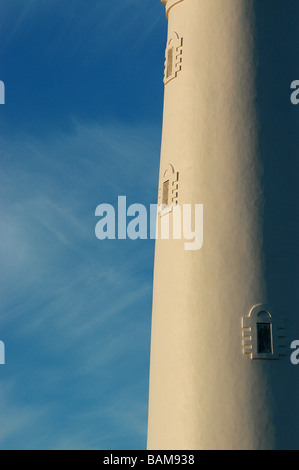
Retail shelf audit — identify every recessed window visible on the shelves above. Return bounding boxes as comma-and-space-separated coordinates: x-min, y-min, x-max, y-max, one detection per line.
162, 180, 169, 206
166, 48, 174, 78
242, 304, 286, 360
163, 32, 183, 85
158, 164, 179, 217
257, 323, 272, 354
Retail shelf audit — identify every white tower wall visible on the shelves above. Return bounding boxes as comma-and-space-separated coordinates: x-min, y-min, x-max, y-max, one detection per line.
147, 0, 299, 450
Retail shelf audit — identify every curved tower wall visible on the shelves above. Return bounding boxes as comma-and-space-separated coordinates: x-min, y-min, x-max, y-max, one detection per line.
147, 0, 299, 450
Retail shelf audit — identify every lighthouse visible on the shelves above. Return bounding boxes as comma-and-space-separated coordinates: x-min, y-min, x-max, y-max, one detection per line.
147, 0, 299, 450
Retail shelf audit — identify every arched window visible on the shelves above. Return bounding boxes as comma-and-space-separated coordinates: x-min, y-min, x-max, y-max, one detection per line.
158, 163, 179, 216
164, 32, 183, 85
242, 304, 286, 360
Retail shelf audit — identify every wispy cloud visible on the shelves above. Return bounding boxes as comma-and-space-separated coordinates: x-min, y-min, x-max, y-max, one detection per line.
0, 377, 50, 448
0, 119, 158, 449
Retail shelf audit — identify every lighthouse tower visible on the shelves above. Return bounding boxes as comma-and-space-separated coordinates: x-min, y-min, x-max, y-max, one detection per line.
147, 0, 299, 450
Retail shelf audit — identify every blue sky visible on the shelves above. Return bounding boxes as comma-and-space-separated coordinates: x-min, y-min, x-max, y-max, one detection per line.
0, 0, 167, 449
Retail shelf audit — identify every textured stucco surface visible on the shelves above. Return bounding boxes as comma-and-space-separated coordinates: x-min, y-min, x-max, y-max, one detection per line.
147, 0, 299, 450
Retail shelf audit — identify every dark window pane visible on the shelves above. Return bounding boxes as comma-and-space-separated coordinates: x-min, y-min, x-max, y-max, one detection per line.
257, 323, 272, 354
163, 180, 169, 206
167, 48, 173, 78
